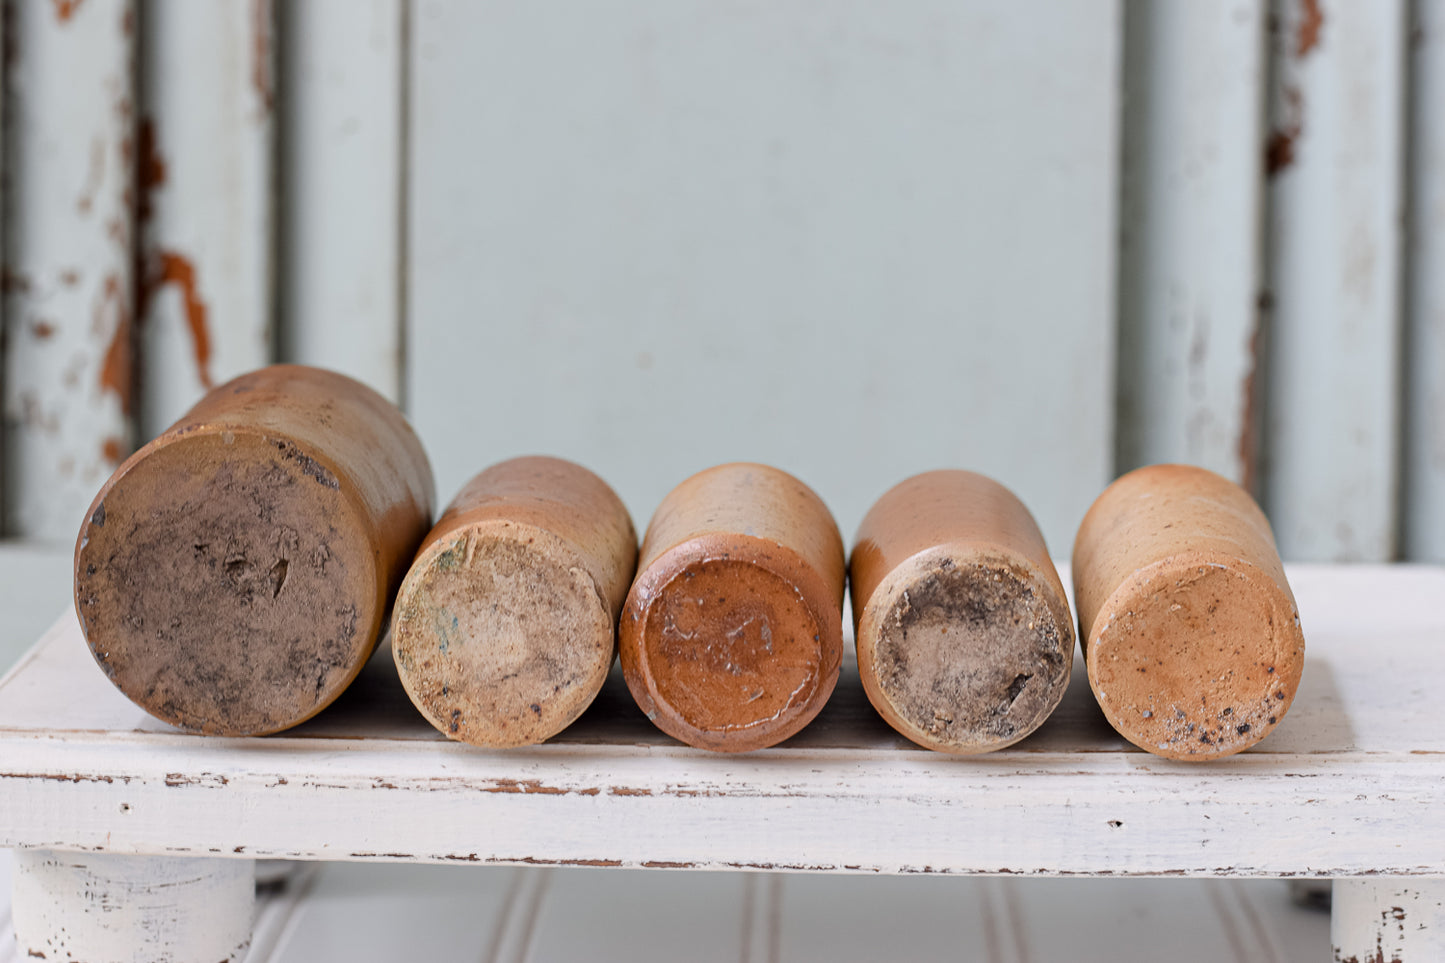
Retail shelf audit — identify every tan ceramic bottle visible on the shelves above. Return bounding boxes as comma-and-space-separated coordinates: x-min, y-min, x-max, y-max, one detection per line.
850, 470, 1075, 753
391, 456, 637, 747
619, 463, 845, 752
73, 364, 435, 736
1072, 464, 1306, 760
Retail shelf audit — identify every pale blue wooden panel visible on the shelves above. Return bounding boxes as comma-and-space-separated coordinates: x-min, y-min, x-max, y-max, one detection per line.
407, 0, 1121, 552
1115, 1, 1269, 490
278, 0, 405, 404
138, 0, 276, 441
2, 0, 136, 542
1263, 0, 1407, 562
1404, 0, 1445, 562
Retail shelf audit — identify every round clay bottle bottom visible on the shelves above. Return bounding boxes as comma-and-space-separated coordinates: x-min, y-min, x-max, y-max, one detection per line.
1088, 560, 1302, 759
865, 554, 1070, 753
75, 431, 377, 736
392, 524, 613, 748
636, 557, 827, 750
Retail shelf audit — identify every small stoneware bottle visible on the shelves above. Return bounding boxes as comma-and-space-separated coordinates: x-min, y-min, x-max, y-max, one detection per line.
73, 364, 435, 736
850, 470, 1075, 753
1072, 464, 1306, 760
391, 456, 637, 747
619, 463, 845, 752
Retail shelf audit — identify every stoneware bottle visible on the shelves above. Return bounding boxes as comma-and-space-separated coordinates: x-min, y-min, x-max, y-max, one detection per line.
391, 456, 637, 747
619, 463, 845, 752
73, 364, 435, 736
850, 470, 1075, 753
1072, 463, 1306, 760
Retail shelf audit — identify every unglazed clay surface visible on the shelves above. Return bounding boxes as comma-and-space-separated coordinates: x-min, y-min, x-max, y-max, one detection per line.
391, 456, 637, 748
73, 365, 434, 736
1072, 464, 1305, 760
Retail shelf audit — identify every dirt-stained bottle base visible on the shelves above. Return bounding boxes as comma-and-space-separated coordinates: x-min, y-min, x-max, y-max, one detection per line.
74, 430, 379, 736
392, 523, 615, 748
860, 552, 1072, 753
1087, 556, 1304, 760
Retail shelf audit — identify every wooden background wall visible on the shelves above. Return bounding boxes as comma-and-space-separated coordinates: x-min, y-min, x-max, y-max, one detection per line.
0, 0, 1439, 565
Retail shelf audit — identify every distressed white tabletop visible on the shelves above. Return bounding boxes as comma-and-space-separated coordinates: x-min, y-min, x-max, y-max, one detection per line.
0, 565, 1440, 878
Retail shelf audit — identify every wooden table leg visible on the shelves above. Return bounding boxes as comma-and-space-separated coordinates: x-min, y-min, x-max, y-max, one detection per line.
11, 849, 254, 962
1332, 878, 1445, 961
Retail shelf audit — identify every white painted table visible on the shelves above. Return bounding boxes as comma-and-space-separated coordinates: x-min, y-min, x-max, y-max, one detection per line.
1, 565, 1441, 961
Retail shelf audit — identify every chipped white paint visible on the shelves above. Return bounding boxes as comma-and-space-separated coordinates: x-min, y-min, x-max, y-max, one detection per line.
407, 0, 1121, 550
0, 566, 1418, 959
278, 0, 404, 403
0, 566, 1440, 881
11, 849, 253, 962
2, 0, 136, 541
1115, 0, 1268, 486
1333, 879, 1445, 962
1263, 0, 1407, 562
1405, 0, 1445, 563
138, 0, 276, 440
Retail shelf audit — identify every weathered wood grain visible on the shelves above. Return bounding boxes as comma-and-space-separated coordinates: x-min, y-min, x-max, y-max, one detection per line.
1115, 0, 1269, 489
1405, 0, 1445, 562
2, 0, 137, 541
1263, 0, 1407, 561
10, 849, 253, 962
278, 0, 404, 403
137, 0, 276, 440
0, 566, 1441, 879
1333, 878, 1445, 962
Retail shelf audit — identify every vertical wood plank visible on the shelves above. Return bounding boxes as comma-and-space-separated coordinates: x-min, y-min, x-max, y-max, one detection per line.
0, 0, 7, 525
1115, 1, 1269, 490
2, 0, 136, 541
1404, 0, 1445, 562
527, 869, 747, 963
1263, 0, 1407, 561
407, 0, 1121, 550
278, 0, 404, 404
136, 0, 276, 441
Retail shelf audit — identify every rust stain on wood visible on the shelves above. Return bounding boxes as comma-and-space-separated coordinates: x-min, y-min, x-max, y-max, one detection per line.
97, 273, 135, 415
487, 778, 600, 796
1, 771, 124, 784
251, 0, 274, 112
101, 436, 123, 464
0, 269, 32, 293
504, 856, 624, 868
164, 772, 229, 787
1266, 87, 1304, 177
132, 117, 217, 390
136, 118, 167, 225
1297, 0, 1324, 57
151, 252, 214, 389
51, 0, 86, 23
